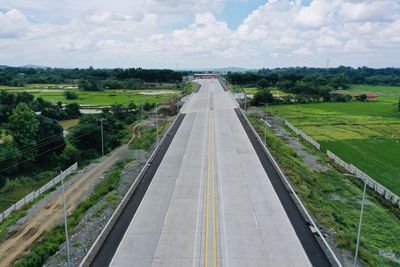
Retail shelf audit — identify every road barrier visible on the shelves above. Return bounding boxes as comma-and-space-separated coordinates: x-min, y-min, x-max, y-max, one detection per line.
326, 150, 400, 208
0, 162, 78, 223
285, 120, 321, 150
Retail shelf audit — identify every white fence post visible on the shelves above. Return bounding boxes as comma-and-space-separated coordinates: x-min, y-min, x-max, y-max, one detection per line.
326, 150, 399, 207
0, 162, 78, 222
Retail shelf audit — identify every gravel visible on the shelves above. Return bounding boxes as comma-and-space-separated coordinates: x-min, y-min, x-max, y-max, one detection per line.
44, 161, 143, 267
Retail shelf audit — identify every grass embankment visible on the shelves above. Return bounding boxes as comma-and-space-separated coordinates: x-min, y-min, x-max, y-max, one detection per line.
0, 170, 59, 213
266, 92, 400, 196
130, 119, 172, 151
248, 115, 400, 266
14, 160, 128, 267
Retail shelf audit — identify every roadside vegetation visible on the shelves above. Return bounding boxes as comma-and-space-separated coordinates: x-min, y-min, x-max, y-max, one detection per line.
248, 115, 400, 266
265, 86, 400, 196
13, 160, 128, 267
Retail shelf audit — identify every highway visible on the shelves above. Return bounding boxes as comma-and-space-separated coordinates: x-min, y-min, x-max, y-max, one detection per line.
104, 80, 327, 266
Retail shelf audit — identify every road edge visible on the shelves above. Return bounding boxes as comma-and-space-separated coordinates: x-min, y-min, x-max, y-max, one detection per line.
235, 108, 341, 267
79, 113, 186, 267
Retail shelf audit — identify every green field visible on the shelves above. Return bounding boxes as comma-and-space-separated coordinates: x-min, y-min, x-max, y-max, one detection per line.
1, 84, 178, 106
248, 115, 400, 266
267, 85, 400, 195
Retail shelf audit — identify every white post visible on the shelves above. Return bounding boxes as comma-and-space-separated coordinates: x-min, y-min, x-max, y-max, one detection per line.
354, 179, 367, 267
155, 103, 159, 145
100, 119, 104, 157
61, 171, 71, 267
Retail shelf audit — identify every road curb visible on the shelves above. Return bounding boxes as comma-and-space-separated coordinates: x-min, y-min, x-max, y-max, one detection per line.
79, 113, 185, 267
235, 108, 342, 267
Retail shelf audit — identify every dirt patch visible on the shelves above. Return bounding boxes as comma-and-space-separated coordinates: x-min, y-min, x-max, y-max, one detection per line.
44, 161, 143, 267
0, 146, 128, 266
265, 113, 330, 172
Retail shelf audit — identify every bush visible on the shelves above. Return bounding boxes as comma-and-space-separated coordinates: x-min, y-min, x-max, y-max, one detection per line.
354, 94, 368, 102
63, 91, 78, 100
252, 89, 275, 106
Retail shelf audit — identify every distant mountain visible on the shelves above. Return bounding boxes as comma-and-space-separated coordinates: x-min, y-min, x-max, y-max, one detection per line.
22, 64, 47, 69
0, 65, 9, 69
188, 67, 251, 73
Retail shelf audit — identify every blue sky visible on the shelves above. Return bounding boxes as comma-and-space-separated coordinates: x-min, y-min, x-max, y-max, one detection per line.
0, 0, 399, 68
218, 0, 267, 29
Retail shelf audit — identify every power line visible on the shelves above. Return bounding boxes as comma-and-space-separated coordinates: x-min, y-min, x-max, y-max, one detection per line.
0, 131, 68, 156
0, 127, 98, 174
0, 135, 65, 162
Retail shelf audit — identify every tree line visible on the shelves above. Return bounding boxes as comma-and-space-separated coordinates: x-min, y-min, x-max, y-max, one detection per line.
0, 67, 184, 88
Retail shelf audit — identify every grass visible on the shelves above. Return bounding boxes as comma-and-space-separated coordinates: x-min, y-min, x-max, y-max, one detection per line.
130, 120, 172, 151
14, 160, 128, 267
227, 84, 292, 97
31, 89, 177, 106
58, 119, 79, 129
0, 170, 59, 213
248, 114, 400, 266
266, 94, 400, 196
1, 84, 178, 106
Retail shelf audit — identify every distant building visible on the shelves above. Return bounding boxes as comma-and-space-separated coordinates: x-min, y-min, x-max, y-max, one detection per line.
194, 73, 219, 79
367, 93, 378, 101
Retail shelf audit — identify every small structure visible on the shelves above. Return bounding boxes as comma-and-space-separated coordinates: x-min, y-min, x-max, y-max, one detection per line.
367, 93, 378, 101
194, 73, 219, 79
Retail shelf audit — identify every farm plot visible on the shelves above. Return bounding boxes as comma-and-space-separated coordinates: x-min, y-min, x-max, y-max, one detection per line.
267, 92, 400, 196
1, 84, 178, 106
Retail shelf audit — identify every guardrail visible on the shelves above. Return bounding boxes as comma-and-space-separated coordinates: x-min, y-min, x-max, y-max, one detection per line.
285, 120, 321, 150
326, 150, 400, 208
0, 162, 78, 223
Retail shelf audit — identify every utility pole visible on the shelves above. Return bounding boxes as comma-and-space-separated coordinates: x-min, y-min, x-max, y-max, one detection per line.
155, 103, 159, 145
354, 179, 367, 267
61, 171, 71, 267
141, 103, 144, 123
99, 118, 105, 157
342, 173, 367, 267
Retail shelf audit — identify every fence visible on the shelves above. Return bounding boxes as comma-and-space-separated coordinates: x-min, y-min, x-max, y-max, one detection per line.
284, 120, 321, 150
327, 150, 400, 208
0, 162, 78, 223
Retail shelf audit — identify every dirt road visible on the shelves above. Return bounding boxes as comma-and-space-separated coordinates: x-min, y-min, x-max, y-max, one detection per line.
0, 145, 128, 266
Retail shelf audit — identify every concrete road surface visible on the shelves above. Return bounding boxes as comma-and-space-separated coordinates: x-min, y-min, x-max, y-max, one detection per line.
110, 80, 312, 267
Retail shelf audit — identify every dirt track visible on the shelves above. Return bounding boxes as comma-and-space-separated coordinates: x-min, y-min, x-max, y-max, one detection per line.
0, 145, 128, 266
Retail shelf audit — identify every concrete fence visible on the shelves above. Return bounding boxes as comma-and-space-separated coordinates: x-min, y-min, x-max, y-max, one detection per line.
327, 150, 400, 208
284, 120, 321, 150
0, 162, 78, 223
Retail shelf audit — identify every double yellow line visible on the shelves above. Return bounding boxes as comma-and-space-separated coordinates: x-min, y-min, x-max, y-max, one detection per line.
204, 110, 218, 267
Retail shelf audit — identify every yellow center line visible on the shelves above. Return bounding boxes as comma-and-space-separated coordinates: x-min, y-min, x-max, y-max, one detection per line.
204, 111, 211, 267
212, 111, 218, 267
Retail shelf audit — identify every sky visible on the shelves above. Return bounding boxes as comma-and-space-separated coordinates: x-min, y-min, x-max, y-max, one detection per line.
0, 0, 400, 69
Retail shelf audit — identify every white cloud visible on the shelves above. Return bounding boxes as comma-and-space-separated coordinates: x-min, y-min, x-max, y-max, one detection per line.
0, 9, 30, 38
0, 0, 400, 68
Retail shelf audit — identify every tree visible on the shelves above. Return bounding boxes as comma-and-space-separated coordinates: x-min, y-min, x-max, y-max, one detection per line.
79, 79, 100, 91
7, 103, 39, 164
257, 78, 270, 89
64, 90, 78, 100
36, 116, 66, 161
252, 89, 274, 106
355, 94, 368, 102
0, 141, 21, 178
65, 103, 81, 119
398, 97, 400, 112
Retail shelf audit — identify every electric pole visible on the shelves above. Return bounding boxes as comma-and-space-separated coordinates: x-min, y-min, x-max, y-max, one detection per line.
61, 171, 71, 267
98, 118, 106, 157
155, 103, 159, 145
